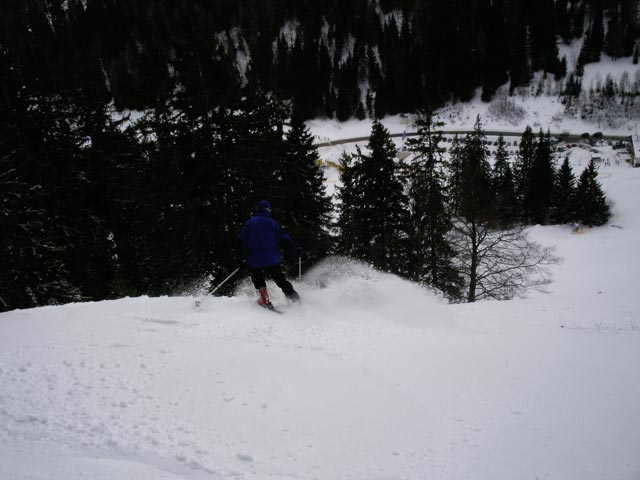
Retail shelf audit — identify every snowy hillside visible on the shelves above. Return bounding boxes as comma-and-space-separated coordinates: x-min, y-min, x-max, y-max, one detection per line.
308, 53, 640, 161
2, 153, 640, 479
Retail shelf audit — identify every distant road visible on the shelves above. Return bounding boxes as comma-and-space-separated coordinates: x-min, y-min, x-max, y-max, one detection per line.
314, 130, 633, 147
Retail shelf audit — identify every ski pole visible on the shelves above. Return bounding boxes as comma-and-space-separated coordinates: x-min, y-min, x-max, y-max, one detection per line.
209, 267, 241, 295
298, 256, 302, 279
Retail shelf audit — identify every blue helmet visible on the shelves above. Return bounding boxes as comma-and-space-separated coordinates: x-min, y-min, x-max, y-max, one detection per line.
256, 200, 272, 214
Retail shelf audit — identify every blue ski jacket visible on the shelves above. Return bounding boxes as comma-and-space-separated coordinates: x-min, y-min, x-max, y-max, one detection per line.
238, 205, 297, 269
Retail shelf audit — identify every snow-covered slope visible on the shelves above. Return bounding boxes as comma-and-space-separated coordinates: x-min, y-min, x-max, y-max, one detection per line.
2, 164, 640, 479
308, 53, 640, 149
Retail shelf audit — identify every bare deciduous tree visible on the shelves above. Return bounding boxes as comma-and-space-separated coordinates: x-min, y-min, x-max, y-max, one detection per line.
451, 219, 561, 302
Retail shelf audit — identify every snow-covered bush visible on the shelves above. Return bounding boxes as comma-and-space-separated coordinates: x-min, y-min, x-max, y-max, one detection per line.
488, 93, 526, 126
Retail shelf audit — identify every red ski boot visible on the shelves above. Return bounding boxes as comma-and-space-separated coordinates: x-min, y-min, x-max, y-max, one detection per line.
257, 287, 273, 309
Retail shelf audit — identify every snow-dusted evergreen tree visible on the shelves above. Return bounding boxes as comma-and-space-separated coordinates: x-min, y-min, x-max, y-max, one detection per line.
491, 135, 517, 227
210, 94, 292, 294
447, 134, 465, 214
406, 113, 462, 301
336, 151, 359, 255
555, 0, 572, 44
337, 121, 408, 273
276, 117, 334, 269
69, 102, 143, 300
0, 92, 84, 311
132, 91, 289, 295
575, 159, 611, 226
454, 116, 493, 222
0, 91, 146, 310
133, 102, 213, 294
527, 130, 556, 225
513, 125, 536, 222
577, 1, 605, 70
0, 17, 149, 311
550, 157, 577, 224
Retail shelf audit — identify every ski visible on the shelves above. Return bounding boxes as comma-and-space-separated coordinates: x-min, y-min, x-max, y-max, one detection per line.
259, 302, 283, 314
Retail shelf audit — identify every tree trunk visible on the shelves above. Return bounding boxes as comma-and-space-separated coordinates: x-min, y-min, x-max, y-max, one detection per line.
467, 223, 478, 302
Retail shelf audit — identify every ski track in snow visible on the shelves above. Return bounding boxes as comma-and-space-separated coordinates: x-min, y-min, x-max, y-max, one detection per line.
0, 270, 459, 479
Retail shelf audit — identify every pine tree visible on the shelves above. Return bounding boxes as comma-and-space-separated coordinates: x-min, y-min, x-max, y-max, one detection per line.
590, 1, 605, 60
0, 94, 83, 311
447, 134, 465, 214
555, 0, 572, 44
133, 103, 211, 293
564, 73, 583, 97
513, 126, 536, 222
527, 130, 556, 225
337, 120, 408, 273
67, 101, 143, 300
621, 0, 637, 57
336, 151, 360, 256
575, 159, 611, 226
550, 157, 577, 224
335, 59, 358, 122
210, 94, 291, 293
276, 118, 333, 270
456, 116, 493, 223
577, 1, 604, 68
569, 1, 586, 39
480, 0, 509, 102
290, 35, 319, 120
405, 113, 462, 300
527, 0, 562, 76
131, 91, 288, 295
492, 135, 517, 227
604, 7, 625, 60
0, 19, 144, 310
0, 89, 94, 310
505, 2, 531, 93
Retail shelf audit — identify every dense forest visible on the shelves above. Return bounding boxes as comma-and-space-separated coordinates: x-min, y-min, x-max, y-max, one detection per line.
0, 0, 630, 311
3, 0, 640, 118
336, 117, 609, 302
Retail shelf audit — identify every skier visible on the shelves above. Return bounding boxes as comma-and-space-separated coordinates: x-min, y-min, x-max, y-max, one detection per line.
238, 200, 300, 308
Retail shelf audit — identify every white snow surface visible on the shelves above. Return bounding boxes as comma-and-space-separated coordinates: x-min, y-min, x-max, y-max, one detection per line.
2, 170, 640, 479
3, 124, 640, 479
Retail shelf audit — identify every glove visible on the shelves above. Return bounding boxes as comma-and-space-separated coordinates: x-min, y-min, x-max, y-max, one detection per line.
238, 258, 247, 269
291, 247, 302, 257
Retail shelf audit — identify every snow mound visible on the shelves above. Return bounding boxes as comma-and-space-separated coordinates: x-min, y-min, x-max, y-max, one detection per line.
297, 256, 452, 327
230, 256, 451, 329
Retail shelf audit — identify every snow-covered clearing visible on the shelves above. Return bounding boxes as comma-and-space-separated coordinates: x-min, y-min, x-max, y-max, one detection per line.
2, 114, 640, 479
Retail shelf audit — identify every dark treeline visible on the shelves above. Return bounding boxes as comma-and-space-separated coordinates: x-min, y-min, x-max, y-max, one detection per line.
2, 0, 640, 120
0, 79, 333, 311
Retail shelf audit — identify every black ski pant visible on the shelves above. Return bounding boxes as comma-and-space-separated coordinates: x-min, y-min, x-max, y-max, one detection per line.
250, 264, 295, 296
